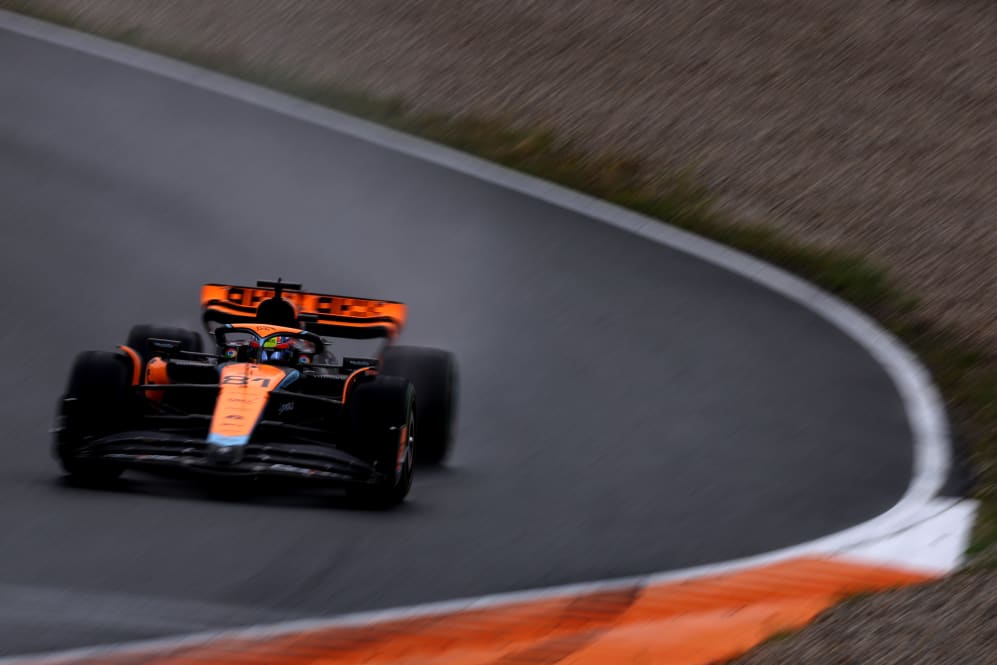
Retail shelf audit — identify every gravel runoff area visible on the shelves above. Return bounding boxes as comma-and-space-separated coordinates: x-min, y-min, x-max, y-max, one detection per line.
4, 0, 995, 348
2, 1, 994, 663
727, 572, 997, 665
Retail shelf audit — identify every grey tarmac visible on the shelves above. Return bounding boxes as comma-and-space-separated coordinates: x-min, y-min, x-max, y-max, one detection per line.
0, 26, 912, 656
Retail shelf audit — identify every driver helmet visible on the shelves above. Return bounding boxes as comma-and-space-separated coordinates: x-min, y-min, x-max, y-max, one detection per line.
260, 335, 294, 363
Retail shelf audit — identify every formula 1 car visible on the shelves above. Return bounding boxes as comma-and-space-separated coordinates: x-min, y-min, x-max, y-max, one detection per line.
52, 280, 457, 505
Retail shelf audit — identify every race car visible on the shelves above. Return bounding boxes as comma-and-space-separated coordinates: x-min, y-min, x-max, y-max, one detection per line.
52, 280, 457, 505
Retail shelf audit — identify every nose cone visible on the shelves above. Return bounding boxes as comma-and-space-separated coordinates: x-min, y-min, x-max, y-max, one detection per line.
209, 364, 290, 459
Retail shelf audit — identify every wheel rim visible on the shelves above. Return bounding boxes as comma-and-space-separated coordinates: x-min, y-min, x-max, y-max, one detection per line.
395, 408, 415, 485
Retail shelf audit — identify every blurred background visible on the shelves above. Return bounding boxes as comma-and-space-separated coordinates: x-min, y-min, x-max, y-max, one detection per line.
0, 2, 993, 663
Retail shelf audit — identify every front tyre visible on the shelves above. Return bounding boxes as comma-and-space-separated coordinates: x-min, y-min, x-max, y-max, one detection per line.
380, 346, 457, 465
54, 350, 133, 484
58, 456, 125, 484
350, 376, 416, 507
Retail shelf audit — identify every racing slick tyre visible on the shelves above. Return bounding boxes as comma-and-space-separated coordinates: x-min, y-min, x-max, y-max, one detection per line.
349, 376, 416, 507
54, 350, 134, 484
126, 324, 204, 363
380, 346, 456, 465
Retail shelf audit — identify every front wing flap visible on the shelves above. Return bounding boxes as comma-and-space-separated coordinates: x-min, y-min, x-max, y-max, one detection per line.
65, 431, 385, 485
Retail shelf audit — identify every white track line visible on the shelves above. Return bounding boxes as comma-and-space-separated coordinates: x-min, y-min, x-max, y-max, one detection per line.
0, 8, 966, 663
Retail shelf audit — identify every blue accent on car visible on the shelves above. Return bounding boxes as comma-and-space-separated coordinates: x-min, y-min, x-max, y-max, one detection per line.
277, 369, 300, 390
207, 433, 249, 447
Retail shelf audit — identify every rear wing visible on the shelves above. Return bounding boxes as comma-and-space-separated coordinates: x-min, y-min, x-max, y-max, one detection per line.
201, 283, 407, 339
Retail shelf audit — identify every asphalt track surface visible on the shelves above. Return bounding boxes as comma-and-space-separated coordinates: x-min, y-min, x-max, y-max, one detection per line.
0, 25, 914, 656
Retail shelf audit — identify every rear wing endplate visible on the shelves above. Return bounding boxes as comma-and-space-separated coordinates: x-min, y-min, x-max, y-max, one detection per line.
201, 283, 407, 339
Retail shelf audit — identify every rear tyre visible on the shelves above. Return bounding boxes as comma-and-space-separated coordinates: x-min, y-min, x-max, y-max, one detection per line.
349, 376, 416, 507
380, 346, 457, 465
54, 350, 133, 483
126, 324, 204, 363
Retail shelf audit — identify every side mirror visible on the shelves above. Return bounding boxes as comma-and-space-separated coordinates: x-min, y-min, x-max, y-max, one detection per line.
147, 338, 183, 360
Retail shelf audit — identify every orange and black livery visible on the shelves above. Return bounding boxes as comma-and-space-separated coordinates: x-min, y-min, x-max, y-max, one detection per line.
52, 280, 457, 506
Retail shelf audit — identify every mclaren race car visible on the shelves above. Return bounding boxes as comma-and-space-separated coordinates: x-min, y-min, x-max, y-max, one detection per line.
52, 280, 457, 505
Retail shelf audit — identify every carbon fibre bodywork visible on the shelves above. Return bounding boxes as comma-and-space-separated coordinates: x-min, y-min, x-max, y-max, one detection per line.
54, 363, 394, 487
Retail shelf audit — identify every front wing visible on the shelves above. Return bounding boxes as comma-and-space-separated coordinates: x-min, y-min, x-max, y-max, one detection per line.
59, 430, 386, 486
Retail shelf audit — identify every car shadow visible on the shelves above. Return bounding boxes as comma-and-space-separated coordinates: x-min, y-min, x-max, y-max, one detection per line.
50, 470, 444, 514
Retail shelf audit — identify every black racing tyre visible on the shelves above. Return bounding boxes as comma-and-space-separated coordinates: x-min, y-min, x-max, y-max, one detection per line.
126, 324, 204, 363
59, 456, 125, 484
349, 376, 416, 507
380, 346, 457, 465
55, 350, 133, 483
